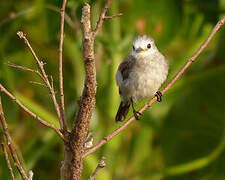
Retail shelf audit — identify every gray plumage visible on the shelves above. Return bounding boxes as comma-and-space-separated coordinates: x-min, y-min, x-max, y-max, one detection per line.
115, 34, 169, 122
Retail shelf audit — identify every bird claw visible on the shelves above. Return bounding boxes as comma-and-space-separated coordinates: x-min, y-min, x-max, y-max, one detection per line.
131, 98, 142, 120
155, 91, 162, 102
133, 110, 142, 120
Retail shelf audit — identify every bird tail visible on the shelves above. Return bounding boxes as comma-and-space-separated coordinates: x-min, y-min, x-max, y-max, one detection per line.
115, 102, 130, 122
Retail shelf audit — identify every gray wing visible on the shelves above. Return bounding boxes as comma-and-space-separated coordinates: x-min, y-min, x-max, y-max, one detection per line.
118, 55, 136, 81
116, 55, 136, 95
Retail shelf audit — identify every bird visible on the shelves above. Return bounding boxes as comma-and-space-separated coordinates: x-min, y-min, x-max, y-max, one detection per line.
115, 34, 169, 122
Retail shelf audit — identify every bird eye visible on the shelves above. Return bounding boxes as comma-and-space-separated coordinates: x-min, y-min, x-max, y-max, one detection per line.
147, 43, 151, 49
133, 45, 135, 51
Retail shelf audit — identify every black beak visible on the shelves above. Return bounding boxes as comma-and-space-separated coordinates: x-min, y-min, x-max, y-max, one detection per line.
136, 47, 144, 53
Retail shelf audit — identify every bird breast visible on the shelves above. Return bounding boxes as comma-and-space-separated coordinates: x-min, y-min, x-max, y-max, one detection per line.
119, 55, 168, 102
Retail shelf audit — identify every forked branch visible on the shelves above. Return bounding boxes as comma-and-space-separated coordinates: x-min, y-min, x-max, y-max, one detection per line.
92, 0, 121, 37
16, 31, 64, 132
0, 84, 64, 140
6, 62, 45, 81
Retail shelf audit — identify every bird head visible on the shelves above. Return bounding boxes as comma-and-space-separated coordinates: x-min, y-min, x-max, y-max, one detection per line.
131, 34, 158, 58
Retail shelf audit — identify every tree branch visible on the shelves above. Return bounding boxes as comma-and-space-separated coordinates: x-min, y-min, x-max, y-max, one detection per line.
29, 81, 48, 88
66, 1, 115, 179
16, 31, 64, 131
46, 4, 76, 29
92, 0, 113, 37
104, 13, 123, 20
0, 8, 34, 26
0, 84, 64, 140
68, 3, 96, 179
83, 15, 225, 158
6, 62, 45, 82
71, 8, 81, 36
88, 157, 106, 180
0, 95, 29, 180
1, 142, 16, 180
58, 0, 67, 132
0, 6, 76, 30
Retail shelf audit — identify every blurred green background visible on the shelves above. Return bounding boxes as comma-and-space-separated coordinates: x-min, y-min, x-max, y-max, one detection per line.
1, 0, 225, 179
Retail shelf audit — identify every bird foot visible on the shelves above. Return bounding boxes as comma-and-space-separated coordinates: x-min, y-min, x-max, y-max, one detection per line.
155, 91, 162, 102
131, 98, 142, 120
133, 110, 142, 120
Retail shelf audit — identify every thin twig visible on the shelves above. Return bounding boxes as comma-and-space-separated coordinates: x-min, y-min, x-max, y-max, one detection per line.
0, 6, 76, 29
50, 76, 55, 93
0, 84, 64, 140
83, 15, 225, 158
58, 0, 67, 132
46, 4, 76, 29
71, 8, 81, 36
1, 143, 16, 180
88, 157, 106, 180
104, 13, 123, 20
0, 8, 34, 26
6, 62, 45, 81
16, 31, 64, 131
29, 81, 48, 88
92, 0, 113, 37
0, 95, 29, 180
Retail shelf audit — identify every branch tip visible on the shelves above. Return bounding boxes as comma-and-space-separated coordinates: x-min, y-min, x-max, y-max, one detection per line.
89, 157, 106, 180
17, 31, 25, 39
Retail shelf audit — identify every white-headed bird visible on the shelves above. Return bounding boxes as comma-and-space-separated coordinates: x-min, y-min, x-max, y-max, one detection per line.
115, 35, 169, 122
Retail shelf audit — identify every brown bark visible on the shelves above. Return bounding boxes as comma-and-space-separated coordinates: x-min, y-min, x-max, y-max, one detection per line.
61, 1, 115, 179
61, 3, 96, 180
69, 4, 96, 179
